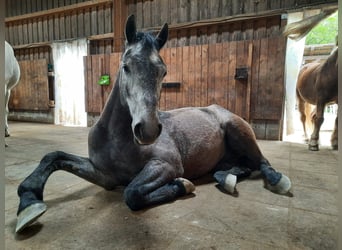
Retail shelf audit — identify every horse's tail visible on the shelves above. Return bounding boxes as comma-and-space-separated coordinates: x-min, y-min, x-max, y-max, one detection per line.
304, 103, 315, 134
283, 7, 337, 41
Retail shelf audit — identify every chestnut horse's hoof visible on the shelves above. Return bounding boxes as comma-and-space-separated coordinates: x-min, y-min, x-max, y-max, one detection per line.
331, 144, 338, 150
16, 202, 47, 233
308, 144, 319, 151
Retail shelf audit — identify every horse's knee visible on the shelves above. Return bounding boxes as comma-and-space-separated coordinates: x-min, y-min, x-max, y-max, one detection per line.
124, 187, 145, 211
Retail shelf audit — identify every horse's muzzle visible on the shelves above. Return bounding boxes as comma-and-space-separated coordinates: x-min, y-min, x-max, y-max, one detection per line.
133, 121, 162, 145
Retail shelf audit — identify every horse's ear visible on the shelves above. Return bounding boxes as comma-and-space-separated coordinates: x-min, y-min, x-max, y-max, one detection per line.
125, 15, 137, 45
156, 23, 168, 50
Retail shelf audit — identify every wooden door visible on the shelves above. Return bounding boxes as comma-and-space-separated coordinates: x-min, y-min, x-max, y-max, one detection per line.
9, 59, 49, 111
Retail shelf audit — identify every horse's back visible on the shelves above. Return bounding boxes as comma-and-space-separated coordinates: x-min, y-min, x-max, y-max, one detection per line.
297, 59, 337, 105
160, 104, 243, 179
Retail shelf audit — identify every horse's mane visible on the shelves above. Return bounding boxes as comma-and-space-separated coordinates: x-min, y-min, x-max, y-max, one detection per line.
283, 7, 337, 41
323, 46, 338, 68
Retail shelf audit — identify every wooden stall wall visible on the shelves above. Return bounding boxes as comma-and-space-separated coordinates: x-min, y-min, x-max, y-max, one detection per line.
85, 36, 286, 130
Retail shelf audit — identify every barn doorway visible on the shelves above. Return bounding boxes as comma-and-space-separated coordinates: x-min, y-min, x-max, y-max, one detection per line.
282, 10, 338, 146
52, 39, 87, 126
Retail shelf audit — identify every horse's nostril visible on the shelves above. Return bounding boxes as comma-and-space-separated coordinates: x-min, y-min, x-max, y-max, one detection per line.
133, 122, 162, 144
134, 123, 143, 140
157, 124, 162, 137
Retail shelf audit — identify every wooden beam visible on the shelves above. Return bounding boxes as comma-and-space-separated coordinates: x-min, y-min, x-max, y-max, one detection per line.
5, 0, 112, 23
113, 0, 128, 52
88, 33, 114, 40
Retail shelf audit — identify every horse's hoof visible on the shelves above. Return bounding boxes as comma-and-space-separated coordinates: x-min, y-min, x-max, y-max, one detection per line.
5, 132, 10, 137
176, 178, 195, 194
308, 144, 319, 151
267, 174, 291, 194
213, 172, 237, 194
331, 145, 338, 150
223, 174, 237, 194
16, 202, 47, 233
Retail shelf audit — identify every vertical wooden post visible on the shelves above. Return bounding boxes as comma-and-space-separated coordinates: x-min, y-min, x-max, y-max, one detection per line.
113, 0, 128, 52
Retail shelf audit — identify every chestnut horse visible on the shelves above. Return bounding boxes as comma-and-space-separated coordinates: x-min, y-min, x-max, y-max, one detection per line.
284, 7, 338, 150
296, 48, 338, 150
15, 15, 291, 233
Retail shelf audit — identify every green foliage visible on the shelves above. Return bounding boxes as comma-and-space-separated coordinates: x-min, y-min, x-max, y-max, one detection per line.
305, 12, 338, 45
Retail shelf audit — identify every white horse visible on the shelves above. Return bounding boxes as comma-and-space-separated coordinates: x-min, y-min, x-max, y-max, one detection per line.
5, 41, 20, 138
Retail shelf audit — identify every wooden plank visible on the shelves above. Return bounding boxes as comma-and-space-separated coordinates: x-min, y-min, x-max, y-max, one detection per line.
163, 48, 171, 110
245, 42, 253, 122
194, 45, 202, 107
91, 7, 97, 35
234, 41, 247, 118
187, 45, 196, 106
84, 56, 91, 112
167, 47, 178, 109
253, 37, 268, 119
227, 41, 237, 112
101, 54, 112, 108
17, 21, 23, 45
221, 42, 229, 109
175, 46, 183, 108
43, 16, 49, 41
37, 17, 43, 42
158, 50, 165, 110
90, 55, 102, 112
200, 44, 208, 107
181, 46, 189, 107
207, 43, 216, 104
143, 0, 152, 28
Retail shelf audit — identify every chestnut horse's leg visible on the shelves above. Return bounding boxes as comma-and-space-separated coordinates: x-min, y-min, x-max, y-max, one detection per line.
124, 159, 195, 211
296, 90, 308, 142
309, 101, 325, 151
214, 114, 291, 195
16, 151, 116, 233
330, 115, 338, 150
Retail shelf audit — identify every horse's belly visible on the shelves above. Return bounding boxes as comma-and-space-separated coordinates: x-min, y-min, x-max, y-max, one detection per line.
181, 129, 225, 179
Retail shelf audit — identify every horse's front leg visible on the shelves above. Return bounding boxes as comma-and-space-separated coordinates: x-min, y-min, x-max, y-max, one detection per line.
309, 102, 324, 151
16, 151, 115, 233
124, 159, 195, 211
5, 88, 11, 137
330, 115, 338, 150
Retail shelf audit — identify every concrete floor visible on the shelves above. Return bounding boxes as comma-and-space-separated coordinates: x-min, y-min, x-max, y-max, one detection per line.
5, 122, 338, 250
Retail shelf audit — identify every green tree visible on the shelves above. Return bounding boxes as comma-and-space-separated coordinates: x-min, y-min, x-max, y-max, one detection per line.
305, 12, 338, 45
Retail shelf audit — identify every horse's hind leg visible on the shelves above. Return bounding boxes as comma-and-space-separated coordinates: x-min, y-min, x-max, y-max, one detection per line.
16, 151, 115, 233
309, 102, 325, 151
5, 87, 11, 137
330, 115, 338, 150
297, 91, 308, 141
124, 159, 195, 211
215, 114, 291, 194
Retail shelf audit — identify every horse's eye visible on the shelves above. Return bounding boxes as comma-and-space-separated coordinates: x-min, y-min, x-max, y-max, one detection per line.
163, 71, 167, 77
123, 65, 130, 73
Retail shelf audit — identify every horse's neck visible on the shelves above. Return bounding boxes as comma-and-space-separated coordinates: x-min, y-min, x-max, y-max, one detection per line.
98, 75, 132, 135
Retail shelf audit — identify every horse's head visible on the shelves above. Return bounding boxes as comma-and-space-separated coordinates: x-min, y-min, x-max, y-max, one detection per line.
120, 15, 168, 145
